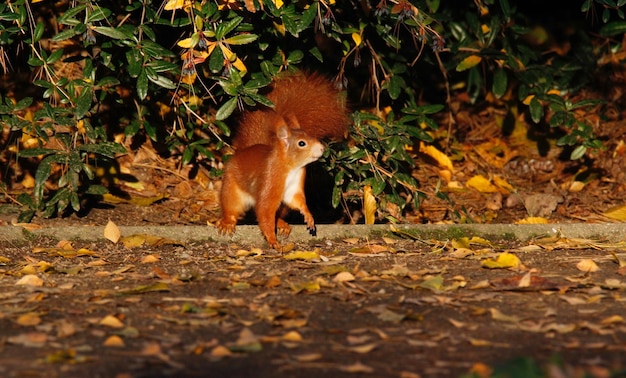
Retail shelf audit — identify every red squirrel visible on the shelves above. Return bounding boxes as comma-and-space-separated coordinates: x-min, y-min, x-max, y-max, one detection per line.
232, 72, 349, 149
217, 72, 349, 249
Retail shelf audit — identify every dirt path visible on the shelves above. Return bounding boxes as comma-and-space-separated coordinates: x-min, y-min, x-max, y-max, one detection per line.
1, 229, 626, 378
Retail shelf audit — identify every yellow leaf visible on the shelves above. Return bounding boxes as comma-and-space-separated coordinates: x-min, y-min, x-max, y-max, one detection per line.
493, 175, 515, 193
515, 216, 549, 224
283, 251, 320, 260
601, 315, 624, 325
603, 205, 626, 221
363, 185, 376, 225
273, 0, 284, 8
481, 252, 521, 269
282, 331, 303, 342
243, 0, 257, 12
522, 95, 535, 105
177, 37, 195, 48
17, 312, 42, 326
568, 180, 585, 192
419, 142, 454, 171
103, 335, 125, 347
99, 315, 124, 328
466, 174, 499, 193
456, 55, 482, 72
120, 282, 170, 295
352, 32, 362, 47
419, 275, 444, 291
481, 24, 490, 34
210, 345, 233, 357
576, 259, 599, 273
231, 57, 248, 75
290, 280, 321, 294
104, 220, 121, 243
141, 254, 160, 263
15, 274, 44, 287
121, 234, 147, 248
273, 21, 286, 36
164, 0, 186, 11
489, 308, 520, 323
333, 271, 355, 282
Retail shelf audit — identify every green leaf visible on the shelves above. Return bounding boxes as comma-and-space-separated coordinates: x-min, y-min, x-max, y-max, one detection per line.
570, 145, 586, 160
126, 49, 143, 77
331, 185, 342, 208
34, 155, 56, 205
387, 75, 402, 100
148, 74, 176, 89
75, 89, 92, 119
529, 97, 543, 123
78, 142, 127, 157
137, 69, 148, 100
18, 148, 57, 157
57, 4, 87, 25
93, 26, 133, 40
599, 21, 626, 36
216, 97, 238, 121
87, 7, 110, 22
33, 21, 45, 44
224, 34, 258, 45
216, 16, 243, 39
492, 68, 507, 98
86, 184, 109, 195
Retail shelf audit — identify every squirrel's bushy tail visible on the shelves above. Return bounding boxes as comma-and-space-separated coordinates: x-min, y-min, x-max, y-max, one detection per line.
232, 72, 350, 150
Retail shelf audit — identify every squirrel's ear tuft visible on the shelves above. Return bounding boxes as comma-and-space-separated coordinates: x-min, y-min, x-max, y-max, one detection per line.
276, 125, 290, 142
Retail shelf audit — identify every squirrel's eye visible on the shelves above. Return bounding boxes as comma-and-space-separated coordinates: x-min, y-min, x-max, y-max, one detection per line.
298, 140, 307, 147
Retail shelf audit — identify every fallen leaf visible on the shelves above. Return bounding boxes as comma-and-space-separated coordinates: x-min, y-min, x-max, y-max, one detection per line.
515, 216, 549, 224
482, 252, 521, 269
293, 353, 322, 362
210, 345, 232, 357
141, 254, 160, 263
283, 251, 320, 260
229, 328, 262, 353
419, 142, 454, 171
99, 315, 124, 328
7, 332, 47, 347
16, 312, 42, 326
103, 335, 125, 347
104, 220, 121, 243
339, 361, 375, 373
466, 174, 499, 193
489, 308, 520, 323
346, 342, 378, 353
119, 282, 170, 294
333, 271, 355, 282
15, 274, 44, 287
576, 259, 599, 272
603, 205, 626, 221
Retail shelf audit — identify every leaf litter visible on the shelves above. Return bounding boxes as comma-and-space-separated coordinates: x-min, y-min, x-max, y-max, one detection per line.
1, 229, 626, 377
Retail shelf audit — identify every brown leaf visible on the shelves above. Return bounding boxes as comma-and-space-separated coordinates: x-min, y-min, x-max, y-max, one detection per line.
104, 220, 121, 243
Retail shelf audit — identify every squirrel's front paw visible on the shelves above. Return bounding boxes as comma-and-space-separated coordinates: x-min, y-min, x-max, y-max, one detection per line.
216, 219, 236, 235
307, 224, 317, 237
277, 218, 291, 236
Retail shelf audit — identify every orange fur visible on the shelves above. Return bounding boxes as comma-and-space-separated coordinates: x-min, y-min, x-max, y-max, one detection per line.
217, 124, 325, 250
232, 72, 349, 150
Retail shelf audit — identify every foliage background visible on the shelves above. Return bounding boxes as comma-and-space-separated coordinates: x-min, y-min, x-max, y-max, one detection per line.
1, 0, 625, 223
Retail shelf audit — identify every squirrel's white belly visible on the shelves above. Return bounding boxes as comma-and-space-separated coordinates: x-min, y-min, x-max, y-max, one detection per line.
283, 168, 304, 204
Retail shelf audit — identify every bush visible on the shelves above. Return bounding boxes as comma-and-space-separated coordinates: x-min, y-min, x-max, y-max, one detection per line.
0, 0, 623, 222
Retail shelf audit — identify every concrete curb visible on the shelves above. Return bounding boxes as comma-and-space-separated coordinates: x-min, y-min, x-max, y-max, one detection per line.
3, 223, 626, 245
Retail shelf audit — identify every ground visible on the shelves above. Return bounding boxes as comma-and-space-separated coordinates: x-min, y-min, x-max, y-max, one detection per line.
1, 203, 626, 378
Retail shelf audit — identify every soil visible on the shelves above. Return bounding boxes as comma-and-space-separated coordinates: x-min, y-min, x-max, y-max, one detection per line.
1, 203, 626, 378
